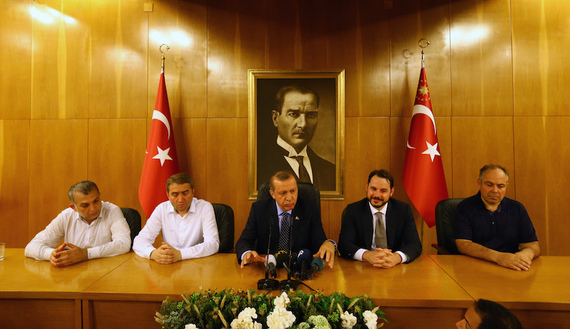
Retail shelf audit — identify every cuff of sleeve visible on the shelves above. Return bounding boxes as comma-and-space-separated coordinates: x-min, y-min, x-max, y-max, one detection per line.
180, 249, 191, 260
396, 251, 408, 263
354, 249, 366, 262
43, 248, 55, 260
87, 248, 99, 259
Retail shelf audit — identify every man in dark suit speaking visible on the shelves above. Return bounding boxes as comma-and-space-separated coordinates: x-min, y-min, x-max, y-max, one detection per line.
338, 169, 422, 268
236, 171, 336, 268
257, 85, 335, 191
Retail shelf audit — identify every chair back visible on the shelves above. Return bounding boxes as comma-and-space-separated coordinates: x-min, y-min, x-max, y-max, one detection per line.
120, 208, 141, 250
257, 181, 320, 213
212, 203, 235, 253
434, 198, 464, 254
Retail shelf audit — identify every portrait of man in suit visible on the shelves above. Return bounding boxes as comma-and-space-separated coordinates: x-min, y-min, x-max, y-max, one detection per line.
252, 72, 343, 197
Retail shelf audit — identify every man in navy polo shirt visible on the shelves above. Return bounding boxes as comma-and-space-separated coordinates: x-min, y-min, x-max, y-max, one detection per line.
453, 164, 540, 271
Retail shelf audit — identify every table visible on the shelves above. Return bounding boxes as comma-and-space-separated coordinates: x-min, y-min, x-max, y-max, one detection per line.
0, 249, 131, 329
81, 254, 472, 329
2, 249, 569, 329
431, 255, 570, 328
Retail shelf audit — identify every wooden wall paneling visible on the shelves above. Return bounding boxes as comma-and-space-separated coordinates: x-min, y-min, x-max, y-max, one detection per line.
176, 118, 208, 198
296, 1, 330, 69
149, 0, 208, 119
449, 0, 513, 117
451, 117, 514, 199
512, 0, 570, 116
206, 118, 250, 245
390, 0, 452, 118
89, 0, 147, 119
0, 120, 30, 247
515, 117, 570, 256
28, 119, 89, 241
0, 1, 31, 120
88, 119, 146, 214
31, 0, 90, 120
327, 1, 391, 118
266, 1, 297, 69
207, 1, 266, 119
513, 117, 547, 255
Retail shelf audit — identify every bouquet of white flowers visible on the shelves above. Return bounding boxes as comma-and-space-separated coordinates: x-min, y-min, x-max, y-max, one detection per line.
155, 288, 387, 329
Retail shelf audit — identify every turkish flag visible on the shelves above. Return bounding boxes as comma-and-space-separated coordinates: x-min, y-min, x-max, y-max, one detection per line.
138, 70, 180, 218
402, 66, 448, 228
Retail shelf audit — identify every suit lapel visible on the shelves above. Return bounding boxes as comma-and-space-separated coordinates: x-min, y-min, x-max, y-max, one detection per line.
385, 200, 395, 248
362, 199, 374, 248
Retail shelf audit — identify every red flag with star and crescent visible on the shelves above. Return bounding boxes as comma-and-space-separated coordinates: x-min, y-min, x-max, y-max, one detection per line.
138, 70, 180, 218
402, 66, 448, 228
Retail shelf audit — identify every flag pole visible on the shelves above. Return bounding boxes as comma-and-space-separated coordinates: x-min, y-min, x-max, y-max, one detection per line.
418, 38, 430, 68
159, 44, 170, 71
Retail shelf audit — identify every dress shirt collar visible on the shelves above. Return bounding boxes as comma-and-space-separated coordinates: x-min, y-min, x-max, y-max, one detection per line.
167, 197, 197, 217
277, 136, 309, 157
368, 200, 388, 217
275, 200, 292, 217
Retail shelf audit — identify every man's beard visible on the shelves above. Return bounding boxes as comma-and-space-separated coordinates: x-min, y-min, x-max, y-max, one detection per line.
369, 196, 388, 210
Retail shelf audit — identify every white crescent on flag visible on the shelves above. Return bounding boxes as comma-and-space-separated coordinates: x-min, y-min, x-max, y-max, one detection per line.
152, 110, 171, 140
406, 104, 436, 149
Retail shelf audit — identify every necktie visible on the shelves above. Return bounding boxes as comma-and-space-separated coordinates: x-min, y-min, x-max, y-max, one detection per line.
293, 156, 311, 183
279, 212, 291, 251
374, 212, 387, 249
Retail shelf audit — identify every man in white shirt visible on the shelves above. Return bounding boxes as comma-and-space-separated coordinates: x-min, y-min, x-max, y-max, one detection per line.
133, 173, 219, 264
25, 181, 131, 267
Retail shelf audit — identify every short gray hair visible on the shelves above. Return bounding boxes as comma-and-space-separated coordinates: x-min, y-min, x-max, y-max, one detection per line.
68, 181, 99, 203
479, 164, 509, 181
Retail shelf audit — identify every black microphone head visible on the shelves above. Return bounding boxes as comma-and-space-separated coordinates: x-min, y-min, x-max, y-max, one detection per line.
275, 250, 290, 268
295, 248, 312, 271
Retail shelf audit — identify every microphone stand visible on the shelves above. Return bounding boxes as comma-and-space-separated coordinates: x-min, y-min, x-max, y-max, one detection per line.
280, 213, 300, 291
258, 217, 278, 290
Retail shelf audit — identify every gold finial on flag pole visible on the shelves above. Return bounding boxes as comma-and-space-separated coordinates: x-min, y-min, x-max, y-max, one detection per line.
159, 44, 170, 70
418, 38, 430, 67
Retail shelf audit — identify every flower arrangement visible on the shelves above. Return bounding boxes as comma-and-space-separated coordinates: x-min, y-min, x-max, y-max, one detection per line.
155, 288, 387, 329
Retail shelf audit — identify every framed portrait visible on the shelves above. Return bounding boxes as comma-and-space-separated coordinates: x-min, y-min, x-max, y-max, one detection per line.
248, 69, 345, 200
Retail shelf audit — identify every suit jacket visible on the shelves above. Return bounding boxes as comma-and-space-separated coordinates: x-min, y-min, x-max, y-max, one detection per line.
257, 142, 336, 191
338, 198, 422, 263
235, 197, 328, 264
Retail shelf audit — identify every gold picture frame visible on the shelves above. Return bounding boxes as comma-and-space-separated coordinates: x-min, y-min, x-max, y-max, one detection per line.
248, 69, 345, 200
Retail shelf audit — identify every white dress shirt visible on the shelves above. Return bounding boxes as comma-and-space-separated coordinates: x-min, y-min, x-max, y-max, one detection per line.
353, 202, 409, 263
133, 198, 219, 260
25, 201, 131, 260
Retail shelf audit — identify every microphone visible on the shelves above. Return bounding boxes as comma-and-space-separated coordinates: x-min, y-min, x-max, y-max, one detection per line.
294, 249, 312, 280
266, 254, 277, 279
257, 217, 278, 290
306, 257, 324, 280
275, 250, 290, 269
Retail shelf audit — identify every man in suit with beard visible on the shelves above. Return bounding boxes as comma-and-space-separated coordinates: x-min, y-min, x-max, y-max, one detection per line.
338, 169, 422, 268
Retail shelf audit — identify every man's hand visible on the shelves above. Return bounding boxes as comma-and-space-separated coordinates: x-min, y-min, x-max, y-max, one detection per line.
494, 252, 531, 271
363, 248, 402, 269
314, 241, 335, 268
150, 243, 182, 265
50, 242, 88, 267
240, 251, 265, 268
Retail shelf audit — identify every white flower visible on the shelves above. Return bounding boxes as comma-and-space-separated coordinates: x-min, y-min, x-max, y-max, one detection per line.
363, 310, 378, 329
267, 305, 295, 329
307, 315, 331, 329
185, 324, 198, 329
231, 307, 262, 329
273, 292, 291, 309
340, 311, 357, 329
